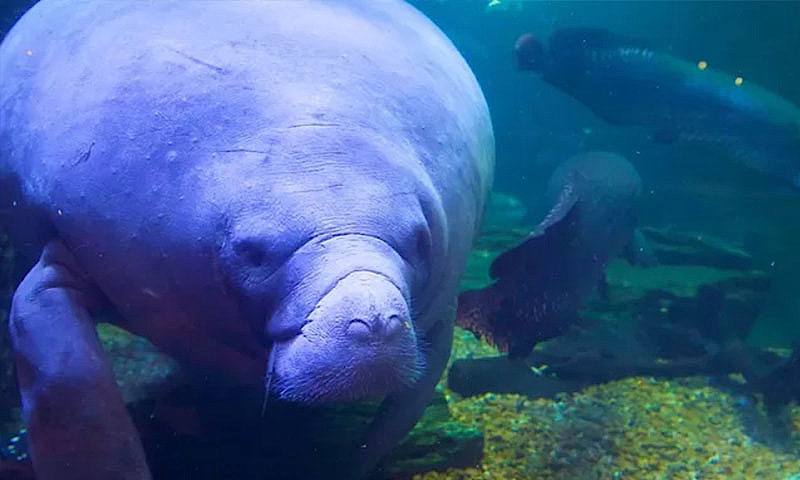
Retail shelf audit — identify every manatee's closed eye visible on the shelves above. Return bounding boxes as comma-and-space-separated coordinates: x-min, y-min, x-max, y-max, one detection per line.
233, 237, 270, 267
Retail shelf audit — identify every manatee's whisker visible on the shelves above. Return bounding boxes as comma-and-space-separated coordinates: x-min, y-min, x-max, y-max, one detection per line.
261, 346, 277, 417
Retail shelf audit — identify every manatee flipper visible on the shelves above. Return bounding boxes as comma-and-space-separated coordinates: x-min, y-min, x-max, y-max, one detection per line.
457, 186, 580, 357
348, 315, 454, 479
8, 239, 151, 480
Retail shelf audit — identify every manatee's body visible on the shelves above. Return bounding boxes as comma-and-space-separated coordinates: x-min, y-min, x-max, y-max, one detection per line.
0, 1, 493, 478
458, 152, 640, 357
515, 27, 800, 189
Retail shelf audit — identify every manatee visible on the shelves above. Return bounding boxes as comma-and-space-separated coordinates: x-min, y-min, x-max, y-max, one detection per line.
0, 1, 494, 478
457, 152, 641, 357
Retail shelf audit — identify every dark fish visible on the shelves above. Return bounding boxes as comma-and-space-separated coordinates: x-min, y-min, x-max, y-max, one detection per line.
515, 28, 800, 189
457, 152, 641, 357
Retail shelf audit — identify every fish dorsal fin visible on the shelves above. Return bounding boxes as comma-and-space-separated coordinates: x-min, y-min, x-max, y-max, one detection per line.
489, 179, 580, 280
550, 27, 652, 52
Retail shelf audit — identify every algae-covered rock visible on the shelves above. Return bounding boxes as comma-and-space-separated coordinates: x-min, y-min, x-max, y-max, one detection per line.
372, 390, 484, 479
638, 226, 755, 270
96, 324, 183, 403
524, 394, 622, 478
589, 257, 771, 344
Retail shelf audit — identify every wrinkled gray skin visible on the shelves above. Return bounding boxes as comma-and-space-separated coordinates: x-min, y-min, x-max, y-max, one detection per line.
0, 1, 494, 478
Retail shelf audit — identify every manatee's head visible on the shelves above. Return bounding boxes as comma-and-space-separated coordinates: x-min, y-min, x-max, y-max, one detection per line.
219, 182, 437, 403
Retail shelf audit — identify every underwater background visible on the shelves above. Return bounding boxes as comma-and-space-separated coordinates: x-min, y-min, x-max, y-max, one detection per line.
411, 0, 800, 348
2, 1, 800, 479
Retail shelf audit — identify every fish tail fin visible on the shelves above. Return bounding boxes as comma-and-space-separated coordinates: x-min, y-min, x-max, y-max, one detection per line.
456, 285, 512, 353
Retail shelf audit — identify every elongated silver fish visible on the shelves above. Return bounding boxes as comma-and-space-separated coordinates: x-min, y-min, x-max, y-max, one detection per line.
515, 27, 800, 189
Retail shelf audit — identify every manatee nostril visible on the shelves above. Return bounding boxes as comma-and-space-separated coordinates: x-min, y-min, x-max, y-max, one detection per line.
347, 318, 372, 342
233, 239, 267, 266
383, 313, 405, 339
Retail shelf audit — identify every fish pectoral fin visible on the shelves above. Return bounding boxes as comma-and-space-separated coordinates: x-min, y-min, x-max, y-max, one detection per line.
489, 184, 580, 280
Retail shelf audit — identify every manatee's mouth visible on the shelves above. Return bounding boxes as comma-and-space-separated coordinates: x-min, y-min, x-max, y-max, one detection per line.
268, 332, 423, 403
265, 270, 423, 403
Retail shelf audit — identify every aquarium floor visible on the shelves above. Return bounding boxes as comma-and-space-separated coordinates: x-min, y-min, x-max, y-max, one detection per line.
419, 331, 800, 480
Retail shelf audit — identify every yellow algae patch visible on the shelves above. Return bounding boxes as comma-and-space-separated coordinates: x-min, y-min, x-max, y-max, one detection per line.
416, 377, 800, 479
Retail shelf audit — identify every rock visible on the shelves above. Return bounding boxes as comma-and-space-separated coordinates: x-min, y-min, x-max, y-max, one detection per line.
589, 257, 771, 345
370, 390, 484, 479
448, 355, 587, 399
524, 394, 622, 477
95, 324, 183, 404
638, 226, 755, 270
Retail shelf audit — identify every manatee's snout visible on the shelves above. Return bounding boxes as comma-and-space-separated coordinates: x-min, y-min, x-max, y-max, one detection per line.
347, 312, 405, 343
271, 270, 423, 403
338, 274, 411, 344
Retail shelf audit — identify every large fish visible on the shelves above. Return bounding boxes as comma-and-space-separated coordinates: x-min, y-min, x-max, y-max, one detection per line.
515, 27, 800, 189
457, 152, 641, 358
